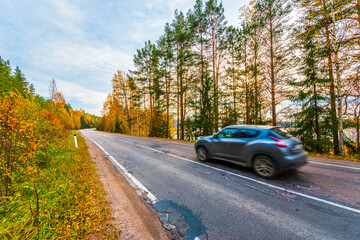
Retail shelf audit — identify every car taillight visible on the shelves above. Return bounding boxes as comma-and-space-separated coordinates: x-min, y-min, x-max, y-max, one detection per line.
268, 136, 289, 148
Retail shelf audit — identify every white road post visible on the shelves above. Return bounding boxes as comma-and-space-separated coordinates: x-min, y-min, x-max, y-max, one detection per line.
74, 134, 78, 148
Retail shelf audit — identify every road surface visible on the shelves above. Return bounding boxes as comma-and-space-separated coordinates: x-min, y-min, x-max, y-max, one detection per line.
81, 129, 360, 240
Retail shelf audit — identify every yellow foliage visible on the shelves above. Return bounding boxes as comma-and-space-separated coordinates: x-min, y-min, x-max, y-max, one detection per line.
0, 93, 41, 196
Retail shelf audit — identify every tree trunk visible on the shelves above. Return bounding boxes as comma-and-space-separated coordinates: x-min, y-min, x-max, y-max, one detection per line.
269, 6, 276, 126
176, 44, 180, 139
232, 44, 236, 119
143, 94, 147, 135
335, 60, 344, 155
211, 19, 219, 131
180, 47, 184, 140
244, 43, 250, 124
183, 71, 187, 139
122, 84, 130, 132
254, 28, 259, 124
356, 104, 360, 150
180, 74, 184, 140
313, 82, 321, 153
322, 0, 339, 155
147, 63, 153, 133
200, 29, 206, 135
357, 114, 359, 150
331, 2, 344, 155
165, 62, 170, 138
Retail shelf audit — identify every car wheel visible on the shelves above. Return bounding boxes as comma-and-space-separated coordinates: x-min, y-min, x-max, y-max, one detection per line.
288, 169, 298, 173
196, 146, 208, 162
253, 155, 278, 179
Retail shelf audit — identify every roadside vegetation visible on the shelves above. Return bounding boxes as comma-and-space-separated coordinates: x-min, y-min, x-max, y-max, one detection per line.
99, 0, 359, 160
0, 58, 119, 239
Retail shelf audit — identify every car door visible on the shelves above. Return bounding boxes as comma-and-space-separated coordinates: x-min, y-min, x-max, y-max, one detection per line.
211, 128, 238, 159
228, 129, 260, 162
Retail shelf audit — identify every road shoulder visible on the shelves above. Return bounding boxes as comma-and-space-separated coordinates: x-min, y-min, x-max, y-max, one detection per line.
309, 155, 360, 166
83, 136, 169, 240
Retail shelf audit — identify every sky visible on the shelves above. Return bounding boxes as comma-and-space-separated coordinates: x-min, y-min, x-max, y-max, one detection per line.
0, 0, 250, 115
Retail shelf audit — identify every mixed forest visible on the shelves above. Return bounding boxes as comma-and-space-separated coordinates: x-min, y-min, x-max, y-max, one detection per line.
0, 58, 119, 238
100, 0, 360, 158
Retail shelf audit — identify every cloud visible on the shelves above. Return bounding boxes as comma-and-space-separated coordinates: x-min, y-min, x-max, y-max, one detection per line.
56, 78, 108, 106
27, 41, 132, 115
56, 78, 108, 116
30, 41, 133, 91
24, 70, 107, 115
45, 0, 84, 35
47, 0, 84, 21
0, 0, 250, 116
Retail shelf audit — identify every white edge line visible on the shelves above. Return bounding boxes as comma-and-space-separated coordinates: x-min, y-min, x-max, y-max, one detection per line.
82, 133, 158, 204
82, 131, 360, 215
308, 161, 360, 170
165, 154, 360, 214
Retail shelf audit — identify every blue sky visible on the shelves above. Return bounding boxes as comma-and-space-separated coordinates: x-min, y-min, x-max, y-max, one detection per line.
0, 0, 250, 115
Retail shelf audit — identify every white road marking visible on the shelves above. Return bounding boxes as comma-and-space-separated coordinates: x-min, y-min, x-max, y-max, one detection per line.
102, 135, 360, 215
308, 161, 360, 171
96, 130, 360, 171
81, 130, 360, 215
82, 133, 158, 204
120, 135, 193, 147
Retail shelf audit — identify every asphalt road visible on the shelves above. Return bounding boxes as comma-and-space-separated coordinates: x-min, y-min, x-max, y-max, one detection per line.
81, 129, 360, 240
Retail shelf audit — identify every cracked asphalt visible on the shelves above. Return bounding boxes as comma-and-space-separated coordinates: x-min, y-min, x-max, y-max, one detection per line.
81, 129, 360, 240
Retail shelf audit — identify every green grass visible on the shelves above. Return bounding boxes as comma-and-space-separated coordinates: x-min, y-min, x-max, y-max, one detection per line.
0, 131, 119, 239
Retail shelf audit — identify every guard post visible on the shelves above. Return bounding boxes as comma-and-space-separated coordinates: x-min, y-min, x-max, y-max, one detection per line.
74, 134, 78, 148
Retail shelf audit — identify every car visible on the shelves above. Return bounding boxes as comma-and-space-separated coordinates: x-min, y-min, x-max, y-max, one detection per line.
194, 125, 307, 178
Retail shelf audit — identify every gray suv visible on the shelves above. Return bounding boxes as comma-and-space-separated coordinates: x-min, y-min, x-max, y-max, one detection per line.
194, 125, 307, 178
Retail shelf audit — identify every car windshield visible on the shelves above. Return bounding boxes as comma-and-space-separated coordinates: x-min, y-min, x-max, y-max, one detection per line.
270, 128, 291, 139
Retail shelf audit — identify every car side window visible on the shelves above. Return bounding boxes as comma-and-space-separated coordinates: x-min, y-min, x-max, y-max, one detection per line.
217, 129, 238, 138
236, 129, 260, 138
270, 128, 291, 139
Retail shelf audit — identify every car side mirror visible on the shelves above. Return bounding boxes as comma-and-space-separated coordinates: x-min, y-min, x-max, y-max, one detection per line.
213, 134, 219, 139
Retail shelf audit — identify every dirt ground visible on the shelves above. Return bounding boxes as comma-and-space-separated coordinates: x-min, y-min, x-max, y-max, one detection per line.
83, 136, 170, 240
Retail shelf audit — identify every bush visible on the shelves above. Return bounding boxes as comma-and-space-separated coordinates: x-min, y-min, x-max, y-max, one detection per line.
0, 132, 119, 239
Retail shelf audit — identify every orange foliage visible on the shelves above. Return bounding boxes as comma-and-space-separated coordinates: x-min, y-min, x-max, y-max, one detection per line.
0, 93, 41, 197
0, 89, 99, 198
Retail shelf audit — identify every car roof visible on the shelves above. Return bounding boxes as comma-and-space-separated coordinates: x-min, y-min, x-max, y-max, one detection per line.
223, 125, 278, 131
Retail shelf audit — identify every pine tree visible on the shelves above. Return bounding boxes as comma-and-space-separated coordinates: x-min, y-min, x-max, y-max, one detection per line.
189, 0, 214, 136
172, 10, 194, 139
255, 0, 293, 126
157, 24, 174, 138
237, 22, 252, 124
248, 10, 263, 124
0, 57, 12, 95
297, 0, 342, 154
13, 66, 28, 96
223, 26, 241, 125
205, 0, 227, 131
133, 40, 157, 135
291, 22, 331, 153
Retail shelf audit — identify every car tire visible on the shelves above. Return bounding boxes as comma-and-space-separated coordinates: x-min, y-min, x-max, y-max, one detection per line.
253, 155, 278, 179
288, 169, 298, 173
196, 146, 209, 162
